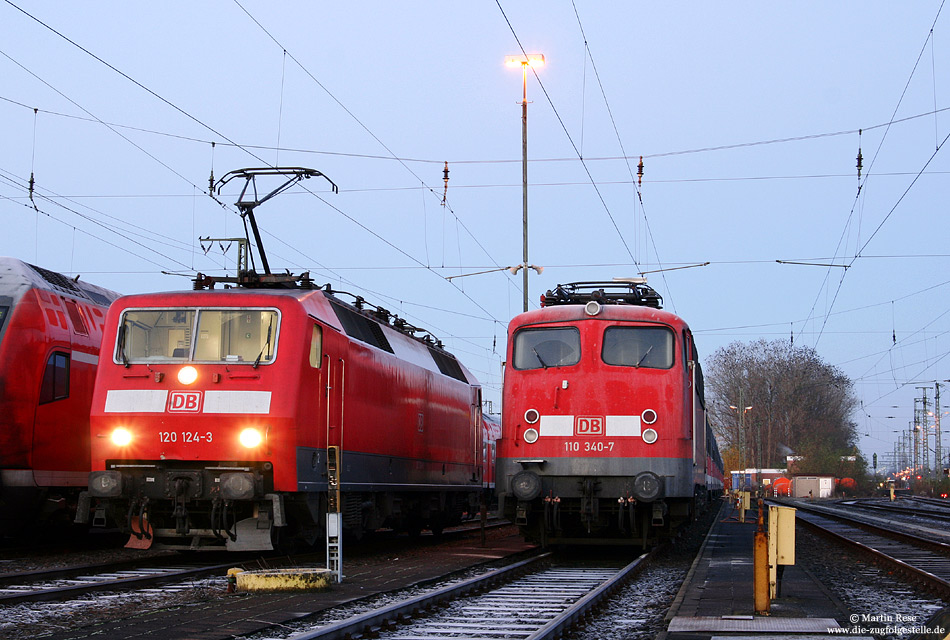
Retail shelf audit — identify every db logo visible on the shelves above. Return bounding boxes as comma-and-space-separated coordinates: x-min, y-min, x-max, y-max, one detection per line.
575, 416, 604, 436
168, 391, 202, 412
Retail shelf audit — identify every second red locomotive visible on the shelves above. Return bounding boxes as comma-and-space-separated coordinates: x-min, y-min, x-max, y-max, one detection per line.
496, 280, 723, 547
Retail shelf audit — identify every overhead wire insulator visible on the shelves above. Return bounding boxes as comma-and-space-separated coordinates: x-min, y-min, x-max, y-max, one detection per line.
856, 129, 863, 181
441, 161, 449, 206
208, 141, 216, 195
637, 156, 644, 187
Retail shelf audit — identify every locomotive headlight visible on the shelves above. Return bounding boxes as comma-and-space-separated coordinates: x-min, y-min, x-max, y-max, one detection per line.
523, 428, 539, 444
239, 427, 263, 448
111, 427, 133, 446
584, 300, 601, 316
177, 366, 198, 385
524, 408, 540, 424
642, 428, 658, 444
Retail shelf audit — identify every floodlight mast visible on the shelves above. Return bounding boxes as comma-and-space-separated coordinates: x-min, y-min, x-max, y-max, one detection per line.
215, 167, 338, 275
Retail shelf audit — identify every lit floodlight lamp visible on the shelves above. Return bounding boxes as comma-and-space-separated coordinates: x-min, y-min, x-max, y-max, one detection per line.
505, 54, 545, 68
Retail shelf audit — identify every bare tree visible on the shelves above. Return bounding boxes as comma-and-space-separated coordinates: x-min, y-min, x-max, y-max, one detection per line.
705, 339, 860, 474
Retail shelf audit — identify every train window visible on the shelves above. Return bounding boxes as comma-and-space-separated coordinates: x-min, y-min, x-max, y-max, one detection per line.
194, 310, 278, 364
39, 351, 69, 404
512, 327, 581, 370
64, 299, 89, 336
118, 310, 195, 362
0, 306, 7, 332
309, 325, 323, 368
602, 326, 674, 369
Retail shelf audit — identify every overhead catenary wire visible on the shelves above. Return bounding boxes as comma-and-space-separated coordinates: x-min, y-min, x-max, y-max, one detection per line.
797, 0, 947, 349
2, 0, 510, 363
496, 0, 640, 272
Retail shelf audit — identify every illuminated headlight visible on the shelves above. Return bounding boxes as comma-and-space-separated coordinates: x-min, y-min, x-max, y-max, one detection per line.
111, 427, 133, 446
511, 470, 542, 501
632, 471, 663, 502
89, 470, 123, 497
239, 428, 263, 448
220, 472, 256, 500
178, 366, 198, 385
523, 428, 539, 444
642, 428, 658, 444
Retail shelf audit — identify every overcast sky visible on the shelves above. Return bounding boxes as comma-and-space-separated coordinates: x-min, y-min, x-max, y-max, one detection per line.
2, 2, 947, 471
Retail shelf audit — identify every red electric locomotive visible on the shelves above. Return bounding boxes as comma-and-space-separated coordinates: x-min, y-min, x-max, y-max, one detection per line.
78, 167, 486, 552
0, 257, 120, 534
79, 284, 485, 551
496, 280, 722, 547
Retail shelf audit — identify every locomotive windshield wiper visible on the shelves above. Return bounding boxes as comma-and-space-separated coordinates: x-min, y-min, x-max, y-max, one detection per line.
635, 345, 654, 368
117, 323, 129, 368
253, 317, 274, 369
532, 347, 549, 369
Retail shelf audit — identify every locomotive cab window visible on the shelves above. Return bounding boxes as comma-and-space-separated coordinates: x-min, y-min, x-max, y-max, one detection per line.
194, 310, 278, 364
117, 308, 279, 364
602, 326, 674, 369
0, 305, 8, 333
118, 310, 196, 362
39, 351, 69, 403
512, 327, 581, 370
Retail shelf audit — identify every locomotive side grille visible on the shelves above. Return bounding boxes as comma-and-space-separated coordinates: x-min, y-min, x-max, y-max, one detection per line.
328, 300, 394, 353
427, 347, 467, 382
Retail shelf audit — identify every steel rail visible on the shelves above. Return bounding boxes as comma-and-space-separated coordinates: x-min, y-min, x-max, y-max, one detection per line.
794, 509, 950, 599
0, 559, 237, 605
284, 552, 550, 640
282, 546, 658, 640
769, 499, 950, 554
524, 546, 658, 640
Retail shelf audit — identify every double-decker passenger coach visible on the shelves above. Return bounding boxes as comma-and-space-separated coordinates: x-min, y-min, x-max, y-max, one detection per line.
496, 280, 722, 547
0, 258, 119, 533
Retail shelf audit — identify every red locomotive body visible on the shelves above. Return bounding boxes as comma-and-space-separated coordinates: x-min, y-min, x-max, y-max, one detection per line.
496, 281, 722, 546
81, 285, 484, 550
0, 258, 119, 533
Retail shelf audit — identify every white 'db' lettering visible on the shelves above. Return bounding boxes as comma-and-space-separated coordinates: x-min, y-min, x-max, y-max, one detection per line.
168, 390, 202, 412
575, 416, 604, 436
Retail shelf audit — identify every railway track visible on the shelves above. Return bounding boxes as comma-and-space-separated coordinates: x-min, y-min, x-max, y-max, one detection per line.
281, 549, 658, 640
841, 497, 950, 522
790, 502, 950, 599
0, 556, 235, 604
0, 518, 509, 607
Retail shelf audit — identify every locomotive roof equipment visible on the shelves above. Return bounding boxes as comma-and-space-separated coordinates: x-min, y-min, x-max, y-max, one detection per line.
540, 279, 663, 309
197, 167, 338, 290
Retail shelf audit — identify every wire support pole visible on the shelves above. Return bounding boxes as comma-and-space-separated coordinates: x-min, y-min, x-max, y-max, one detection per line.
521, 63, 529, 313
